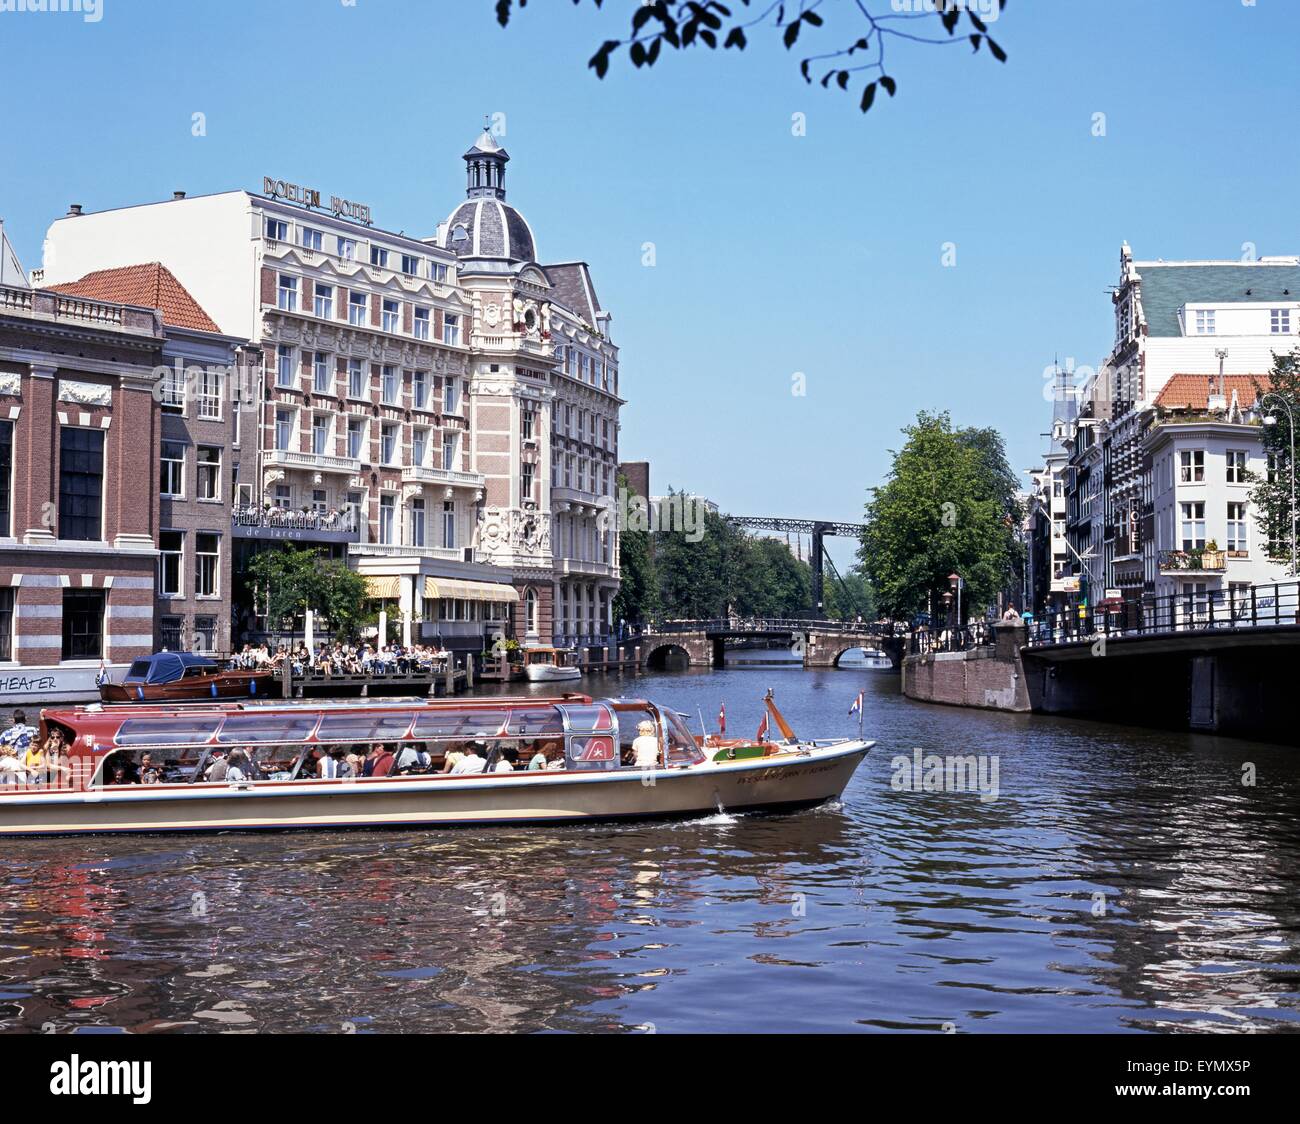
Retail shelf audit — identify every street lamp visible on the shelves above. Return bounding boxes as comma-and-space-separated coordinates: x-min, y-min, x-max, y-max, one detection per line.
1261, 393, 1297, 577
948, 572, 962, 635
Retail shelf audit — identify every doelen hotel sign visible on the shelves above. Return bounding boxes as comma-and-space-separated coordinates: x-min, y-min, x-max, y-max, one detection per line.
262, 177, 373, 226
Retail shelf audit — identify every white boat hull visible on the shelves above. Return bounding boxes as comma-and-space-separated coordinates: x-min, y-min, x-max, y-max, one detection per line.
524, 664, 582, 682
0, 741, 872, 837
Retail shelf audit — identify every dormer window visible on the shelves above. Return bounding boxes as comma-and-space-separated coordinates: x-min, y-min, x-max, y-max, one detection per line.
1194, 309, 1216, 335
451, 225, 468, 246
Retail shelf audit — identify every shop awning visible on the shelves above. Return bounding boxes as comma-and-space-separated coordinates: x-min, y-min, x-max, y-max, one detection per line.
423, 577, 520, 603
365, 575, 402, 599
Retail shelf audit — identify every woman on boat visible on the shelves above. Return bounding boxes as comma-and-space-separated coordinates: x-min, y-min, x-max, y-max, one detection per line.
632, 721, 660, 769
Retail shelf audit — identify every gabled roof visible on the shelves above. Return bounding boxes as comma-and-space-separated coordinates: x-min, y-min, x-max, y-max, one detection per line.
1153, 373, 1271, 410
544, 262, 601, 326
48, 262, 220, 332
1135, 260, 1300, 337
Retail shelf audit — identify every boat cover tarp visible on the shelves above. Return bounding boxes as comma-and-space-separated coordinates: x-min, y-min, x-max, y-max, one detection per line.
123, 652, 217, 686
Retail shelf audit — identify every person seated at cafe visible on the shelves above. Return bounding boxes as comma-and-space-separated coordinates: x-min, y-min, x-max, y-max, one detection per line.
450, 740, 487, 775
495, 747, 520, 774
632, 721, 660, 769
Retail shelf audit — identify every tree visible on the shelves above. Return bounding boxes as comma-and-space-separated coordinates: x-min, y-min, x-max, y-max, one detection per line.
245, 546, 370, 638
823, 564, 877, 621
494, 0, 1009, 116
613, 471, 660, 624
655, 503, 738, 618
859, 410, 1022, 620
1250, 349, 1300, 574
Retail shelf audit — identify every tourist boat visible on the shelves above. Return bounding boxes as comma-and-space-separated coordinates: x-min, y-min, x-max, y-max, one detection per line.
0, 692, 872, 837
98, 652, 276, 704
522, 647, 583, 682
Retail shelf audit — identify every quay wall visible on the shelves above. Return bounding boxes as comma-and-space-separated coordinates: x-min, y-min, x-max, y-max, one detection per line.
901, 622, 1031, 713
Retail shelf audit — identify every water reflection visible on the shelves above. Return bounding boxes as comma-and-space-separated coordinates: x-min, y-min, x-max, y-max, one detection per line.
1, 668, 1297, 1033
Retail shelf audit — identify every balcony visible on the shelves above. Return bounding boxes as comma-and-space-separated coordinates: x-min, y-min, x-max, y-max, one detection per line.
232, 505, 360, 544
1159, 549, 1227, 575
349, 542, 464, 562
266, 448, 361, 475
558, 558, 617, 579
401, 465, 486, 491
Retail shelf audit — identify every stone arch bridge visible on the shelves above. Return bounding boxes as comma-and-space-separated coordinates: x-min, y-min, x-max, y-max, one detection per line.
635, 619, 904, 671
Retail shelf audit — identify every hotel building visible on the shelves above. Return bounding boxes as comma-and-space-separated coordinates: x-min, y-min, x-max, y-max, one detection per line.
39, 127, 623, 651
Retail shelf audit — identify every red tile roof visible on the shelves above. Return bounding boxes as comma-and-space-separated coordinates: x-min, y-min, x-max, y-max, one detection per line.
1154, 373, 1272, 410
49, 263, 220, 333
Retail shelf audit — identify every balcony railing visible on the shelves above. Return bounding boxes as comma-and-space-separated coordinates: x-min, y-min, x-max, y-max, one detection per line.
401, 464, 485, 490
348, 542, 463, 561
232, 505, 361, 543
1159, 549, 1226, 573
266, 448, 361, 475
558, 558, 617, 578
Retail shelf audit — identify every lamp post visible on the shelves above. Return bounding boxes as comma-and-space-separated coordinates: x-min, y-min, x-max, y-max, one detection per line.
948, 572, 962, 642
1261, 393, 1298, 577
941, 591, 954, 650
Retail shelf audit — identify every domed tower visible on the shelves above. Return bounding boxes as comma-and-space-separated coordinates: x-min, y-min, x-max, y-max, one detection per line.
441, 123, 538, 262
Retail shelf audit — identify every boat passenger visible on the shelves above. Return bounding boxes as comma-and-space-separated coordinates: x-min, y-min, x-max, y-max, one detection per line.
0, 709, 36, 761
226, 750, 249, 783
395, 742, 431, 775
527, 743, 548, 771
0, 744, 27, 786
44, 744, 73, 789
450, 741, 487, 775
140, 752, 162, 785
542, 741, 565, 771
108, 763, 130, 786
369, 743, 396, 778
632, 721, 660, 769
495, 748, 520, 773
205, 748, 230, 782
345, 749, 366, 778
318, 748, 342, 779
441, 746, 466, 774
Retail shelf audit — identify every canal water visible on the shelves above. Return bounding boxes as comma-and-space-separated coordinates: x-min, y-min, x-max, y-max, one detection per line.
2, 668, 1298, 1034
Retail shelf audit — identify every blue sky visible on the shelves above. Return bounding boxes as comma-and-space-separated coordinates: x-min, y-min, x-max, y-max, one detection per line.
2, 0, 1297, 570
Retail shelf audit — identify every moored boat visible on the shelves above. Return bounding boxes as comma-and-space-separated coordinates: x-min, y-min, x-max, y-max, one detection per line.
0, 692, 872, 837
99, 652, 276, 704
522, 647, 583, 682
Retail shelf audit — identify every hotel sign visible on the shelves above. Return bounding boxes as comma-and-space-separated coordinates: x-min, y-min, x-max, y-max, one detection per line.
261, 176, 373, 226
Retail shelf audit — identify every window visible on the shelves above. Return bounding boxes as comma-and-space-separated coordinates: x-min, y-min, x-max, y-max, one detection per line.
160, 441, 186, 497
312, 414, 330, 456
1179, 449, 1204, 483
348, 359, 365, 399
265, 218, 288, 241
276, 345, 295, 387
300, 227, 323, 251
522, 407, 535, 441
442, 500, 455, 548
0, 420, 10, 537
159, 531, 184, 596
1194, 309, 1216, 334
159, 615, 183, 652
195, 615, 217, 652
347, 417, 365, 460
345, 492, 363, 530
1180, 502, 1206, 551
401, 254, 421, 276
0, 587, 12, 661
431, 262, 448, 283
412, 428, 428, 466
413, 307, 430, 340
60, 428, 104, 541
381, 365, 398, 404
197, 446, 220, 500
370, 245, 389, 268
1226, 450, 1247, 484
338, 236, 356, 260
62, 589, 105, 660
442, 434, 456, 472
413, 370, 429, 409
409, 497, 426, 547
197, 367, 222, 420
159, 363, 185, 410
196, 532, 220, 596
277, 273, 298, 311
348, 291, 367, 326
381, 299, 399, 334
274, 483, 291, 507
379, 494, 395, 545
312, 489, 327, 514
314, 283, 334, 319
380, 423, 397, 465
1227, 502, 1248, 552
443, 376, 459, 413
443, 313, 460, 346
521, 462, 534, 501
1271, 308, 1292, 334
275, 408, 293, 451
312, 351, 331, 393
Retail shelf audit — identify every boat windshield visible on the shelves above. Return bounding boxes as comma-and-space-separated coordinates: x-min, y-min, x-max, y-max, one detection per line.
662, 709, 705, 766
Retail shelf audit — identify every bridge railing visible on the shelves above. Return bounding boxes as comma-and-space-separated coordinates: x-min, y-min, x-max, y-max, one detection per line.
640, 617, 901, 636
909, 621, 996, 655
1023, 581, 1300, 648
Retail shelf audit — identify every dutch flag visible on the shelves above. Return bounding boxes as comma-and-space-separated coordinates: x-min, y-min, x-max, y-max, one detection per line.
849, 691, 863, 718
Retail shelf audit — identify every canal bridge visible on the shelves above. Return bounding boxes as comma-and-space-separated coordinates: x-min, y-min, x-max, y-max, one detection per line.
636, 618, 903, 671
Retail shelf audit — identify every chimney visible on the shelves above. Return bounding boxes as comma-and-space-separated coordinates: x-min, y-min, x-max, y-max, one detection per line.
173, 191, 186, 200
67, 204, 83, 217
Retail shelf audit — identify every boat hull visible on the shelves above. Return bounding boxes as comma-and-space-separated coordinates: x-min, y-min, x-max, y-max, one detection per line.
0, 742, 870, 837
99, 671, 276, 703
524, 665, 583, 682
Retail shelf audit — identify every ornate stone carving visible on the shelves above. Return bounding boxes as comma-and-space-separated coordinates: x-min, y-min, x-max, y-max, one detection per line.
58, 380, 112, 406
0, 372, 20, 397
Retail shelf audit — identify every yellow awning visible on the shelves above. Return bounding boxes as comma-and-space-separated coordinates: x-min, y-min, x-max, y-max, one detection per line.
423, 577, 520, 603
365, 575, 402, 599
